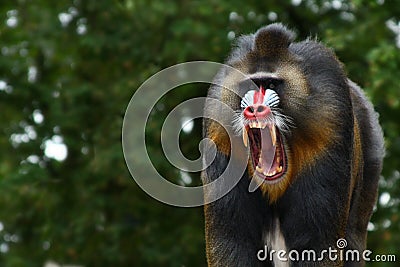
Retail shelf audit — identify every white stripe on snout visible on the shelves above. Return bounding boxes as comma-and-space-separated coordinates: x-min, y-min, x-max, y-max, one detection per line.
263, 89, 280, 108
241, 90, 256, 108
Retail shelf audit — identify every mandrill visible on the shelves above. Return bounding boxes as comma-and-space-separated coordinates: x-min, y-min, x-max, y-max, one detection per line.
202, 24, 384, 266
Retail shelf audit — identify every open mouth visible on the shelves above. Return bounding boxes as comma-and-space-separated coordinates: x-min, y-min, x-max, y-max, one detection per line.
242, 122, 286, 181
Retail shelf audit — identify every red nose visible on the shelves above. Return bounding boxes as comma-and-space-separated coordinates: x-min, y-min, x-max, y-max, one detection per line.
243, 104, 271, 120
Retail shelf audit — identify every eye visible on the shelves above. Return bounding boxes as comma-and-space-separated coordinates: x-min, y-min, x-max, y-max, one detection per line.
249, 77, 283, 91
238, 76, 284, 99
267, 81, 276, 89
238, 79, 258, 97
264, 79, 283, 92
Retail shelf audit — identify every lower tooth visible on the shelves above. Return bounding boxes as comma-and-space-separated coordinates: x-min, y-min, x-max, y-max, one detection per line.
256, 166, 263, 173
277, 166, 282, 172
264, 170, 276, 176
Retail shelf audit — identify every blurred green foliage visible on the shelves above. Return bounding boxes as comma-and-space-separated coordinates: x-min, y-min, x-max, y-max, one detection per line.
0, 0, 399, 266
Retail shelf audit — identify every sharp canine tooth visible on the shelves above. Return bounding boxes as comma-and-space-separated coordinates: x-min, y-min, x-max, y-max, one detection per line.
277, 166, 282, 172
261, 122, 267, 129
270, 125, 277, 146
242, 128, 248, 147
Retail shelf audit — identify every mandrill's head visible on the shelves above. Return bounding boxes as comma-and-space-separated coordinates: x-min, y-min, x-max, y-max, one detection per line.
206, 24, 352, 202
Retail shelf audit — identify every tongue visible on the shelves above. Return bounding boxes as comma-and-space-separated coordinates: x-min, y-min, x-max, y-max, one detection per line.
248, 126, 277, 192
259, 126, 276, 172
